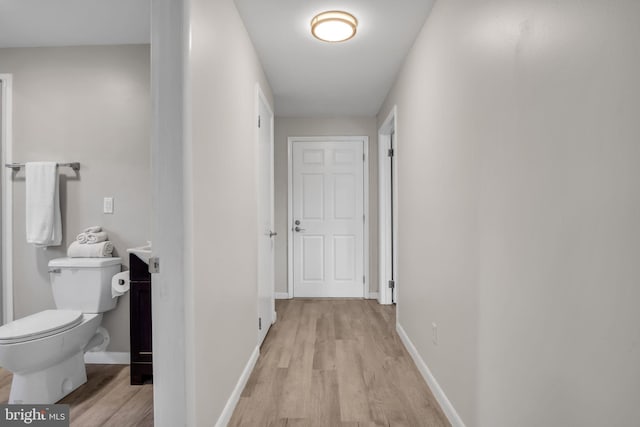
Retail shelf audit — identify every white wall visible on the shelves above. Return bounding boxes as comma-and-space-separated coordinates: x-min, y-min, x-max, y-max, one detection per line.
186, 0, 273, 424
379, 0, 640, 426
274, 116, 379, 295
0, 45, 151, 353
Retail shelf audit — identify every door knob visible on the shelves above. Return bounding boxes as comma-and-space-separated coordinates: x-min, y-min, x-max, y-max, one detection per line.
295, 226, 305, 232
269, 231, 277, 237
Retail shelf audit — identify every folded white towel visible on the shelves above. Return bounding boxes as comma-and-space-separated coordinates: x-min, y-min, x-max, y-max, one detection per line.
86, 231, 108, 244
67, 241, 114, 257
25, 162, 62, 247
76, 226, 104, 243
76, 231, 108, 244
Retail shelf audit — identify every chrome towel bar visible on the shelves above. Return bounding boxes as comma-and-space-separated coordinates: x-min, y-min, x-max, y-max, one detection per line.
5, 162, 80, 172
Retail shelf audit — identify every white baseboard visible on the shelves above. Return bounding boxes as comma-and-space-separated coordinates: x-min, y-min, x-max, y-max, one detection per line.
277, 292, 378, 300
84, 351, 130, 365
215, 345, 260, 427
396, 323, 466, 427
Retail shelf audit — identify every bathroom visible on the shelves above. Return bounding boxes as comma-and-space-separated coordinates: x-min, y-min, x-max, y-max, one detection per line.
0, 24, 151, 420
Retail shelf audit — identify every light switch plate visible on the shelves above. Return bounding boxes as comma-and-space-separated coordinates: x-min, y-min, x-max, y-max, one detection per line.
103, 197, 114, 214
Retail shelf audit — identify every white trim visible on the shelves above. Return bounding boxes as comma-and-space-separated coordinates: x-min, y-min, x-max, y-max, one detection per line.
214, 345, 260, 427
274, 292, 290, 300
378, 106, 398, 305
367, 292, 379, 300
151, 1, 189, 426
287, 139, 293, 298
84, 351, 131, 365
363, 140, 370, 299
287, 136, 370, 299
396, 323, 466, 427
0, 74, 14, 325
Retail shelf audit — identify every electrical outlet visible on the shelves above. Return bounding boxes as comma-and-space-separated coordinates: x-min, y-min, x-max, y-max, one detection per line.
103, 197, 114, 214
432, 322, 438, 345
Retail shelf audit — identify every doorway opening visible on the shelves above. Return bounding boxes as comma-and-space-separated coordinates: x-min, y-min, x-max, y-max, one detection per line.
287, 136, 369, 298
378, 106, 397, 305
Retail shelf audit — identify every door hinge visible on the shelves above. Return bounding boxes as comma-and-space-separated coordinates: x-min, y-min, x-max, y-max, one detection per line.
258, 317, 262, 330
363, 214, 365, 222
388, 280, 395, 289
148, 257, 160, 274
363, 153, 365, 162
363, 275, 365, 284
388, 148, 394, 157
258, 115, 261, 128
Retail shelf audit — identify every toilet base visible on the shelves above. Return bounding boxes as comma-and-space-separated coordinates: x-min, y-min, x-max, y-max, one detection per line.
9, 351, 87, 404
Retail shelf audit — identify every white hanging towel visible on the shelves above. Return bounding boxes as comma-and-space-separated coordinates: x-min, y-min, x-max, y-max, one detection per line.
25, 162, 62, 247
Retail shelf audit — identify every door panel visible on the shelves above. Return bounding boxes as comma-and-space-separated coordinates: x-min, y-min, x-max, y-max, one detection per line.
302, 236, 324, 280
292, 140, 364, 298
333, 235, 355, 280
390, 131, 397, 304
334, 174, 356, 219
302, 174, 324, 219
257, 91, 274, 345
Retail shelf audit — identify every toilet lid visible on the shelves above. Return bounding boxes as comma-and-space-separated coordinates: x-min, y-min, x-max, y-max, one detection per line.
0, 310, 83, 344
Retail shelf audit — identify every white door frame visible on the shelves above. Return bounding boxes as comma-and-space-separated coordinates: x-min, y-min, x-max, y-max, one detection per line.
287, 136, 369, 298
255, 83, 276, 339
0, 74, 14, 324
150, 1, 188, 425
378, 106, 398, 305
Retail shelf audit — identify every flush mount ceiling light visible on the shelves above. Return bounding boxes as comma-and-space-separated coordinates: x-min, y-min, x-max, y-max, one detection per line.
311, 10, 358, 43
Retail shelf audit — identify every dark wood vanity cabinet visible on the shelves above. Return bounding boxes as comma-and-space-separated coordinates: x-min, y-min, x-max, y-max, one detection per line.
129, 253, 153, 385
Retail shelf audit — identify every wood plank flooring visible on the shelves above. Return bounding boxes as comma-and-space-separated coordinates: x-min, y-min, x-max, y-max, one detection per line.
0, 364, 153, 427
230, 299, 450, 427
0, 301, 448, 426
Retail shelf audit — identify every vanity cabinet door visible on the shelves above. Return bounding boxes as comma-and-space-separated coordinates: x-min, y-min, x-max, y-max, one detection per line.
129, 253, 153, 385
130, 281, 152, 363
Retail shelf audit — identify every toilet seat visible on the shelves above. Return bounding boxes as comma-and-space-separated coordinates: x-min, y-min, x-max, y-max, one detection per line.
0, 310, 83, 345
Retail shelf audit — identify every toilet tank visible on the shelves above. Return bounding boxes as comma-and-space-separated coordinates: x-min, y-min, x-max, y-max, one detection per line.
48, 257, 122, 313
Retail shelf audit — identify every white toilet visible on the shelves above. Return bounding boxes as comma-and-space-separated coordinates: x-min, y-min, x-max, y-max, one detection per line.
0, 257, 121, 404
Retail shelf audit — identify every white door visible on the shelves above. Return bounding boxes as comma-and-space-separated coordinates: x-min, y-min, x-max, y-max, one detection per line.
378, 108, 397, 305
257, 88, 275, 345
291, 139, 365, 298
390, 131, 397, 304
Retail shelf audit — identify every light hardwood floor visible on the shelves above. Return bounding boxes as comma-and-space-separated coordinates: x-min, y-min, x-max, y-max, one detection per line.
230, 299, 451, 427
0, 364, 153, 426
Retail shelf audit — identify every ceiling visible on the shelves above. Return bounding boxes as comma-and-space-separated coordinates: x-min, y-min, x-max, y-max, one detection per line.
235, 0, 435, 116
0, 0, 150, 48
0, 0, 435, 117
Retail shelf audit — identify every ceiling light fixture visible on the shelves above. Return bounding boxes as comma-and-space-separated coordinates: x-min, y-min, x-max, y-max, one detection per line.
311, 10, 358, 43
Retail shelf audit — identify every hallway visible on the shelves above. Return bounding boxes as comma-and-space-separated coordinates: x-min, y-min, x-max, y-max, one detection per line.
230, 299, 449, 426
